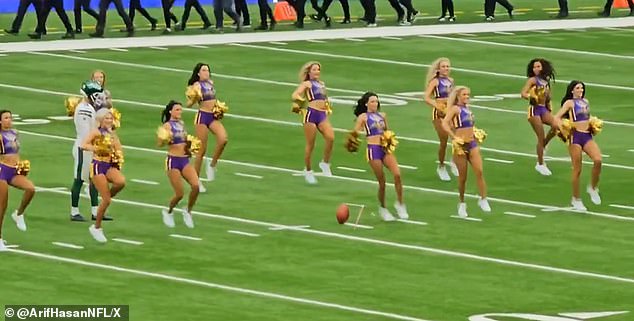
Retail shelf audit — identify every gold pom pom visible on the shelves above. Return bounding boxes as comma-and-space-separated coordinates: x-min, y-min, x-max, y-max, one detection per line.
156, 126, 173, 144
186, 135, 202, 156
345, 131, 360, 153
589, 116, 603, 136
435, 100, 447, 114
380, 130, 399, 154
212, 101, 229, 120
65, 96, 81, 116
291, 97, 306, 114
325, 99, 333, 115
111, 150, 124, 170
451, 137, 466, 156
17, 160, 31, 176
94, 134, 113, 157
186, 85, 202, 107
557, 118, 573, 143
473, 127, 487, 144
111, 108, 122, 129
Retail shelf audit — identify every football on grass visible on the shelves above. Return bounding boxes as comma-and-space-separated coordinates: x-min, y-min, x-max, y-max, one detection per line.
336, 204, 349, 224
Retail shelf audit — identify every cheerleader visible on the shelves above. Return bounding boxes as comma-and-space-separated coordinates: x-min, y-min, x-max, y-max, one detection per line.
442, 87, 490, 218
346, 92, 408, 221
186, 63, 229, 192
291, 61, 334, 184
553, 81, 602, 211
520, 58, 557, 176
157, 100, 198, 228
424, 57, 458, 181
0, 110, 35, 251
82, 109, 126, 243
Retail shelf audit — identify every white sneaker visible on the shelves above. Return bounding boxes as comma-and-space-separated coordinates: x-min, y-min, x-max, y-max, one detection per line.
182, 207, 195, 228
162, 209, 175, 228
304, 170, 317, 184
437, 165, 451, 181
319, 161, 332, 177
206, 161, 215, 181
586, 186, 601, 205
379, 207, 396, 222
366, 23, 378, 27
535, 163, 552, 176
11, 211, 26, 231
394, 202, 409, 219
398, 20, 411, 26
449, 162, 459, 177
198, 179, 207, 193
0, 239, 7, 252
458, 202, 468, 218
89, 224, 107, 243
571, 198, 587, 211
478, 198, 491, 212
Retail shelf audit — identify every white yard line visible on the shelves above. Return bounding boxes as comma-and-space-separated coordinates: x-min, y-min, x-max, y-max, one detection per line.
68, 49, 86, 53
268, 225, 311, 231
268, 41, 288, 45
344, 222, 374, 229
397, 219, 428, 226
227, 230, 260, 237
504, 211, 536, 218
336, 166, 367, 173
131, 179, 160, 185
149, 46, 169, 50
20, 130, 634, 222
10, 249, 436, 321
112, 238, 144, 245
450, 216, 483, 222
108, 48, 128, 52
52, 242, 84, 249
169, 234, 202, 241
344, 38, 365, 42
234, 172, 263, 179
610, 204, 634, 211
306, 39, 326, 43
485, 158, 514, 164
398, 164, 418, 170
33, 188, 634, 285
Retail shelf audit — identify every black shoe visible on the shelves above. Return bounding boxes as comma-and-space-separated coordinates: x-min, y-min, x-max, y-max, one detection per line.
309, 14, 320, 21
62, 32, 75, 39
28, 32, 42, 39
150, 18, 158, 31
162, 28, 172, 34
269, 20, 276, 30
201, 23, 212, 30
71, 214, 86, 222
556, 12, 568, 18
324, 16, 331, 28
255, 24, 267, 30
75, 28, 82, 34
507, 8, 514, 19
92, 214, 113, 221
89, 32, 104, 38
597, 11, 610, 17
126, 29, 134, 37
629, 10, 634, 16
295, 21, 304, 28
407, 10, 419, 22
4, 29, 18, 35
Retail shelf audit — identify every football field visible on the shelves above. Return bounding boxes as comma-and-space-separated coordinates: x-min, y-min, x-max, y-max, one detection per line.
1, 25, 634, 320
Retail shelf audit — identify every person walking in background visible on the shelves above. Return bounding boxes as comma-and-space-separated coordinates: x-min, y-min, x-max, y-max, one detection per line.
4, 0, 46, 36
438, 0, 456, 21
90, 0, 134, 37
28, 0, 75, 39
74, 0, 99, 34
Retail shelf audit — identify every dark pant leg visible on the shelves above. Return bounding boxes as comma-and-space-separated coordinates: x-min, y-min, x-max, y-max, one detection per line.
129, 0, 137, 22
191, 0, 211, 26
360, 0, 375, 22
162, 0, 177, 28
234, 0, 250, 24
295, 0, 306, 24
484, 0, 495, 16
496, 0, 513, 11
74, 0, 83, 29
387, 0, 404, 19
257, 0, 272, 25
34, 0, 52, 33
339, 0, 350, 19
221, 0, 241, 24
112, 0, 133, 30
558, 0, 568, 14
52, 0, 74, 32
603, 0, 614, 14
135, 0, 156, 23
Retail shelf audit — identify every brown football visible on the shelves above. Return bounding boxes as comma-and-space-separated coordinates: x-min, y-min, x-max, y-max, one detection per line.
336, 204, 349, 224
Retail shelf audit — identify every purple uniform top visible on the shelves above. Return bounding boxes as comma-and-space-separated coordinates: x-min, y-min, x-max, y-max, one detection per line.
200, 80, 216, 101
364, 112, 386, 137
434, 77, 453, 99
169, 120, 186, 145
453, 105, 474, 129
307, 80, 326, 101
570, 98, 590, 122
0, 129, 19, 155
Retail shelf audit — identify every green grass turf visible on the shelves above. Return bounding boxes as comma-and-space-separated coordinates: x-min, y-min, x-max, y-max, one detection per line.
1, 29, 634, 320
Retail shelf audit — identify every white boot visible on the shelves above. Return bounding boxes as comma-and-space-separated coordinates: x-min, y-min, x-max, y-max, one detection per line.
449, 161, 459, 177
457, 202, 468, 218
379, 206, 396, 222
478, 198, 491, 212
89, 224, 107, 243
198, 179, 207, 193
571, 197, 587, 211
535, 162, 552, 176
394, 202, 409, 219
162, 209, 175, 228
304, 170, 317, 184
586, 185, 601, 205
11, 211, 27, 231
437, 165, 451, 181
318, 161, 332, 177
182, 207, 195, 228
